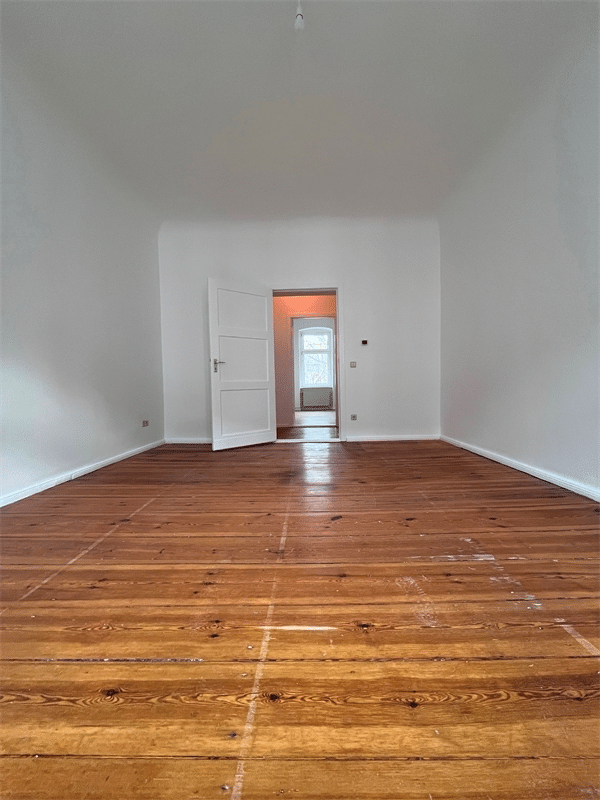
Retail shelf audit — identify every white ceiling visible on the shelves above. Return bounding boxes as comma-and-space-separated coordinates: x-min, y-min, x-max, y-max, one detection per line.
2, 1, 594, 221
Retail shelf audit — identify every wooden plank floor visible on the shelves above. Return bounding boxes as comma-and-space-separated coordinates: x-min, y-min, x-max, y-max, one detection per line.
277, 426, 339, 440
277, 410, 338, 439
1, 441, 599, 799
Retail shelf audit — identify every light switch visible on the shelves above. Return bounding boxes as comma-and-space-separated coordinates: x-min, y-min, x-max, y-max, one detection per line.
350, 361, 357, 368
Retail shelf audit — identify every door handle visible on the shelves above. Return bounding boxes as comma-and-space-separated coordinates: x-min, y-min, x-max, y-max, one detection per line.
213, 358, 226, 373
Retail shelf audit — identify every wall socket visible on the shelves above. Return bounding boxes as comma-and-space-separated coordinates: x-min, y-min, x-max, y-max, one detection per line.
142, 420, 149, 427
350, 414, 357, 421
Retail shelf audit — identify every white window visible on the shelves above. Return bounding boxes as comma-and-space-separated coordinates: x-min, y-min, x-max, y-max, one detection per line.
300, 327, 333, 387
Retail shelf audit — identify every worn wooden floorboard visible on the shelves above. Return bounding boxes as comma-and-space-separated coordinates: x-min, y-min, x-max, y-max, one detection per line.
1, 441, 598, 799
4, 531, 598, 565
1, 758, 599, 800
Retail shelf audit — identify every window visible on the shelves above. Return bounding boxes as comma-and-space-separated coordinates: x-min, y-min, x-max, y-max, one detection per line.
300, 327, 333, 387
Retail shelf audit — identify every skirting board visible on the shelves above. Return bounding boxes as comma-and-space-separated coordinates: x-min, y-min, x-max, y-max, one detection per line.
442, 435, 600, 502
0, 439, 166, 507
164, 438, 212, 444
346, 434, 440, 442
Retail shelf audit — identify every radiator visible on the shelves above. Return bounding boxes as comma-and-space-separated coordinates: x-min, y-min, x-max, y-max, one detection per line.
300, 387, 333, 410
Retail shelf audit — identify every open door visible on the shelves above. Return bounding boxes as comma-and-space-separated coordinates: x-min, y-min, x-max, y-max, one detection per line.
208, 277, 276, 451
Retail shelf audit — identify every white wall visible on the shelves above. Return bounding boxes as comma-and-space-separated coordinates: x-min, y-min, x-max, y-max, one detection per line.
1, 55, 165, 505
439, 18, 599, 499
159, 218, 440, 442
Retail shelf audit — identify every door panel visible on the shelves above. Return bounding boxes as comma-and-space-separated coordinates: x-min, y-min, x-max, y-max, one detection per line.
217, 287, 268, 330
219, 336, 270, 382
209, 278, 276, 451
221, 389, 270, 436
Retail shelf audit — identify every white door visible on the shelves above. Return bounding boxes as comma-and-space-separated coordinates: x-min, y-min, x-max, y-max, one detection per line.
208, 277, 276, 451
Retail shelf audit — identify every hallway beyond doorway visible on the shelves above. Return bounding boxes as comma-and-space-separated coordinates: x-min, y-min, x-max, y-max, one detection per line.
273, 290, 340, 442
277, 409, 338, 440
294, 410, 336, 427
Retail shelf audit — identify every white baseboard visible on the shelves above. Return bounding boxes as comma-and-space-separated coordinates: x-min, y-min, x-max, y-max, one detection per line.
164, 437, 212, 444
1, 439, 166, 507
346, 434, 440, 442
441, 435, 600, 502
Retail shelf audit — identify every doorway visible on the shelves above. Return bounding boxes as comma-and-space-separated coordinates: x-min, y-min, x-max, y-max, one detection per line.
273, 290, 340, 441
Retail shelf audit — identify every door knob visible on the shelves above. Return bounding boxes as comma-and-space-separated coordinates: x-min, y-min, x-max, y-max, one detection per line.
213, 358, 226, 372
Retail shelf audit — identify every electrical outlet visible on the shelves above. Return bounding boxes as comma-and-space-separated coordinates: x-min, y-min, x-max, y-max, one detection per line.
350, 361, 357, 368
142, 420, 149, 427
350, 414, 357, 421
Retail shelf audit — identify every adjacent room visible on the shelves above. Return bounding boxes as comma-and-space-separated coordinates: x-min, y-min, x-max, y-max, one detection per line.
1, 1, 598, 798
273, 290, 339, 441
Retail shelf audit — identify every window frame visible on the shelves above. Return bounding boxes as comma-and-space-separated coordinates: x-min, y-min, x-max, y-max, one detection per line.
299, 326, 333, 388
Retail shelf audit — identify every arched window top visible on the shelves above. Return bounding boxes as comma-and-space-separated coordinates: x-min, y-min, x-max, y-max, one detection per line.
301, 327, 332, 352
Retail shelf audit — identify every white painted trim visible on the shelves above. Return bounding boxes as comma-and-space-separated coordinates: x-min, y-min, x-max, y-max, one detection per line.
335, 284, 346, 443
346, 434, 440, 442
164, 437, 212, 444
0, 440, 166, 508
442, 436, 600, 502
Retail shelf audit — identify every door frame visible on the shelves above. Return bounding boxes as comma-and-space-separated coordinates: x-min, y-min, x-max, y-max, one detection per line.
272, 287, 346, 442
